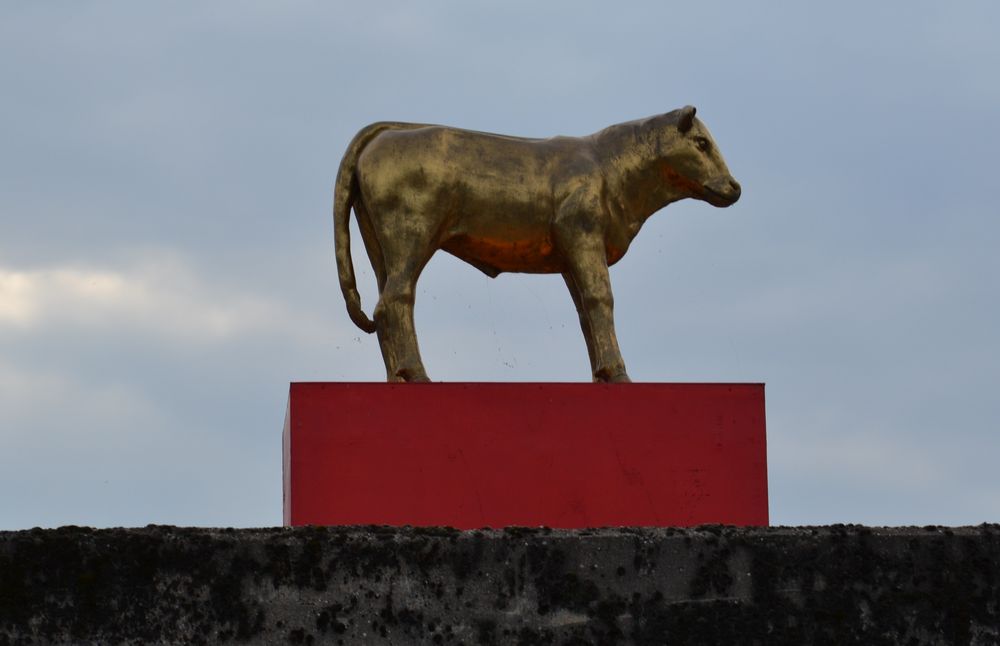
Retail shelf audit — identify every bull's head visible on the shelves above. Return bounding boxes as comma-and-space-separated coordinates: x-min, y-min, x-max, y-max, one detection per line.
670, 105, 741, 208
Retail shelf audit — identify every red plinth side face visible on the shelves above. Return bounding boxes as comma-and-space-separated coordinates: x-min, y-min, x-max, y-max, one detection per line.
283, 383, 767, 529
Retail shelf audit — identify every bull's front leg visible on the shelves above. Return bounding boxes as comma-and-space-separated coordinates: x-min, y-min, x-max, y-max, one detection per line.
562, 271, 597, 372
554, 194, 631, 383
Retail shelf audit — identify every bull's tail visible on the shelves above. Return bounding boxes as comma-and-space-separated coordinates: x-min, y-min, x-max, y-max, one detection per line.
333, 122, 422, 333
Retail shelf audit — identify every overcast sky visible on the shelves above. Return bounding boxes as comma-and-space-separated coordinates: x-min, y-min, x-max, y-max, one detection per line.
2, 2, 998, 529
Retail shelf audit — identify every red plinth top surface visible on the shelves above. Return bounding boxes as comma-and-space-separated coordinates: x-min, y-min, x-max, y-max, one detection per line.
283, 383, 767, 529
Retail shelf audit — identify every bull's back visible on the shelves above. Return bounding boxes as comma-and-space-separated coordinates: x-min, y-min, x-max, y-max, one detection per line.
357, 125, 590, 214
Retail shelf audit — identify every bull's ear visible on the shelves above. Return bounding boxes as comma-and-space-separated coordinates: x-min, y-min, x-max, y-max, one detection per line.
678, 105, 697, 133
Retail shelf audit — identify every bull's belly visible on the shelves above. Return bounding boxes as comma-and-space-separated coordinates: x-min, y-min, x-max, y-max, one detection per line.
441, 233, 563, 275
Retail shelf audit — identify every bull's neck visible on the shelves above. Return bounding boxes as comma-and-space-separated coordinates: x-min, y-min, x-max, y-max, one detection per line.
591, 121, 692, 236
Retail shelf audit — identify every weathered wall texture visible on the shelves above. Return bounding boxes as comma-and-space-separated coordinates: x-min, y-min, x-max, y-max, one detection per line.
1, 525, 998, 645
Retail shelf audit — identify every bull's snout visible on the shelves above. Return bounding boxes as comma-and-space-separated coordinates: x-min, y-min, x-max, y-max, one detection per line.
726, 178, 741, 200
703, 176, 741, 207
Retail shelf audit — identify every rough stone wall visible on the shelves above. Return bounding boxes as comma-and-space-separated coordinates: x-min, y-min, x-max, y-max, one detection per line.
1, 525, 999, 645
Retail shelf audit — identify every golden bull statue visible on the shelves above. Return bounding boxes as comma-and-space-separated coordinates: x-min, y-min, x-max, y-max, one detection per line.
334, 106, 741, 382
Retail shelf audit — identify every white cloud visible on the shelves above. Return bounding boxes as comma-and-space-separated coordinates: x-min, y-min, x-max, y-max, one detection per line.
0, 270, 36, 325
0, 253, 329, 345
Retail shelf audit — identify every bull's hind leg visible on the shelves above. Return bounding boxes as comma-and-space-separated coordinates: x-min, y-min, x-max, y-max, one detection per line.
372, 223, 436, 383
375, 268, 431, 382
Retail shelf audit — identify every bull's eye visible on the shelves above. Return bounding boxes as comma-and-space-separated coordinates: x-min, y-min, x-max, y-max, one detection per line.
695, 137, 711, 153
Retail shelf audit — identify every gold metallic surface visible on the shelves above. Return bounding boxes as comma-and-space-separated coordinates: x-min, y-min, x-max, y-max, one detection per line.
334, 106, 741, 382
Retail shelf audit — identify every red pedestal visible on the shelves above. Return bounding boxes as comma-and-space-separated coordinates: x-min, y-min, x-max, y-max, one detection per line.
283, 383, 767, 529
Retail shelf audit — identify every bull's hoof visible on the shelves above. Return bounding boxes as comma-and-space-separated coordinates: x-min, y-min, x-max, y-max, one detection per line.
393, 367, 431, 383
593, 369, 631, 383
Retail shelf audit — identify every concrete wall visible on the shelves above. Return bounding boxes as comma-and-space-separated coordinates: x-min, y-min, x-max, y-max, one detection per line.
1, 525, 998, 645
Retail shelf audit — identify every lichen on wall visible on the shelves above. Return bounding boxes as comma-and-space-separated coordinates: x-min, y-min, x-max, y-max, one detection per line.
1, 525, 998, 645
